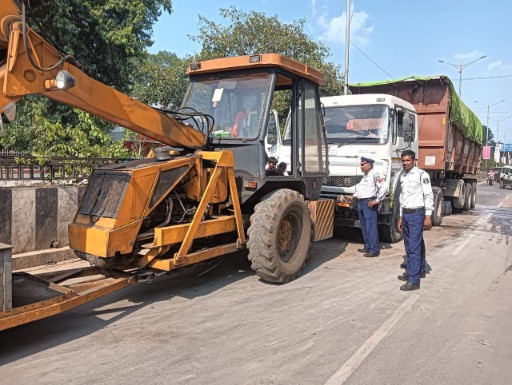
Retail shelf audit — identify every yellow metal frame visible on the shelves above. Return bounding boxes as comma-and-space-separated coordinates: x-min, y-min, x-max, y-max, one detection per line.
140, 150, 246, 271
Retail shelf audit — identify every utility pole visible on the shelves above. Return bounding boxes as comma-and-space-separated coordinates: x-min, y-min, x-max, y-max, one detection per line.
343, 0, 350, 95
490, 116, 511, 145
475, 99, 505, 168
475, 99, 506, 145
438, 55, 486, 97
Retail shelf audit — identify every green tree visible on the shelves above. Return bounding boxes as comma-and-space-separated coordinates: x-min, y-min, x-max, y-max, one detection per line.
482, 125, 495, 146
131, 51, 189, 109
190, 7, 344, 97
1, 0, 172, 157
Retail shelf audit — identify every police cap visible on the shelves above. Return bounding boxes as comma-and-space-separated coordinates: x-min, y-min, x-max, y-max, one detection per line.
360, 157, 375, 165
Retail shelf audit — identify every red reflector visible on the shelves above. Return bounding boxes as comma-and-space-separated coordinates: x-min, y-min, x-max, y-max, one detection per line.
244, 181, 257, 189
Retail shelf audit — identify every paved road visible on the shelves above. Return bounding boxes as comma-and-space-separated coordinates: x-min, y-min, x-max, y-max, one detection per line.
1, 182, 511, 385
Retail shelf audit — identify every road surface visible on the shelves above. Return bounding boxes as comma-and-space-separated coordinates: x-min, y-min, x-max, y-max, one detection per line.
0, 182, 511, 385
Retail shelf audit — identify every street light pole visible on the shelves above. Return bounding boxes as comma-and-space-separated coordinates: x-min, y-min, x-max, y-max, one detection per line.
343, 0, 351, 95
438, 55, 487, 97
490, 116, 511, 144
475, 99, 506, 145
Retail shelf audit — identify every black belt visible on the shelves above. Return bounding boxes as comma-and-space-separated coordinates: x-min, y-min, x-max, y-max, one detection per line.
359, 197, 376, 201
402, 207, 425, 214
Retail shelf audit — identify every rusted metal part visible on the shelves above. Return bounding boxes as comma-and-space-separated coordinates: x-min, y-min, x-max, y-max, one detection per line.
0, 266, 137, 331
149, 243, 240, 271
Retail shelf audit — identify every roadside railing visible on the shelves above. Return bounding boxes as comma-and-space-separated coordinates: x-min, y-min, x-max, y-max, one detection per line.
0, 155, 127, 180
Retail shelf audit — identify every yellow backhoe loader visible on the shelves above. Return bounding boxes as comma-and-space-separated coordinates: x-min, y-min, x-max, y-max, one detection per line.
0, 0, 334, 330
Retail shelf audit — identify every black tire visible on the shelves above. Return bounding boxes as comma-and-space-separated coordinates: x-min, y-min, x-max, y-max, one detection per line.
470, 183, 477, 209
432, 187, 443, 226
378, 196, 403, 243
463, 182, 472, 211
452, 180, 465, 210
247, 189, 311, 283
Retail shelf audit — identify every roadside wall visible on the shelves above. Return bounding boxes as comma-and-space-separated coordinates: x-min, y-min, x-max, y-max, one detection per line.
0, 186, 85, 254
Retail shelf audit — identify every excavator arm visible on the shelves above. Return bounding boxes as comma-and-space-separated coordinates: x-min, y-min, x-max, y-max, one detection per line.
0, 0, 205, 149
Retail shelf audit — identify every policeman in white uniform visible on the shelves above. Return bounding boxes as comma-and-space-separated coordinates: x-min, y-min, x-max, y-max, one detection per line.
397, 150, 434, 291
353, 157, 388, 257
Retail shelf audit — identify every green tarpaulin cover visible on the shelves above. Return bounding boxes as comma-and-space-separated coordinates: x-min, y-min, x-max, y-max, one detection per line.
350, 76, 483, 145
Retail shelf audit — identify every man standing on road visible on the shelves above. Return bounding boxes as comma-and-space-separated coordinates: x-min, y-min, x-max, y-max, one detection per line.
397, 150, 434, 291
353, 157, 388, 257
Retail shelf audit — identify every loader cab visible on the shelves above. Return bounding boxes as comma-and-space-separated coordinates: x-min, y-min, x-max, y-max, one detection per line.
183, 54, 328, 202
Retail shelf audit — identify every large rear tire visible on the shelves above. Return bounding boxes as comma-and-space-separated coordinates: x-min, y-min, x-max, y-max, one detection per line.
431, 187, 443, 226
247, 189, 311, 283
463, 182, 472, 211
470, 183, 477, 209
452, 180, 465, 210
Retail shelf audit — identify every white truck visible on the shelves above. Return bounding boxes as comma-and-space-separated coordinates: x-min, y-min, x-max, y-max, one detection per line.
319, 94, 419, 242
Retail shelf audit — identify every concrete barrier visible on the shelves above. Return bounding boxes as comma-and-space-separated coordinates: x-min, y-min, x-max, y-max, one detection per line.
0, 186, 85, 255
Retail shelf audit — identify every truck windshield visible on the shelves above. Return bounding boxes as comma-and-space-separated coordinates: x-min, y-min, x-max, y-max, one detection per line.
322, 105, 389, 144
182, 72, 271, 140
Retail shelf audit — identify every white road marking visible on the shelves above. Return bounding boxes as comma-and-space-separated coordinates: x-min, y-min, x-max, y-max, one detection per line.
498, 202, 503, 208
324, 294, 419, 385
506, 195, 510, 200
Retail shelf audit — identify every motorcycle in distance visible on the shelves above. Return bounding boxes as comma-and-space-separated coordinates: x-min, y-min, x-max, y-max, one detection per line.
487, 170, 496, 185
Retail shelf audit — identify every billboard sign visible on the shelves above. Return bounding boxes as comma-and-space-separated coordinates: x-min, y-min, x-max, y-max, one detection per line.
482, 146, 491, 160
502, 143, 512, 152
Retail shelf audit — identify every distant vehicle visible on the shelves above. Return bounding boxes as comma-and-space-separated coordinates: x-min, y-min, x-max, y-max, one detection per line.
499, 166, 512, 189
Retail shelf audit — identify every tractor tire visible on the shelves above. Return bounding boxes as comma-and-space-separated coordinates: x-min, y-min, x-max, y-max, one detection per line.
431, 187, 443, 226
247, 189, 311, 283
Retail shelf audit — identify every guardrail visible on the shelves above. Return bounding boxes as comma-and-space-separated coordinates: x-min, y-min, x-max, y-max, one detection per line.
0, 155, 127, 180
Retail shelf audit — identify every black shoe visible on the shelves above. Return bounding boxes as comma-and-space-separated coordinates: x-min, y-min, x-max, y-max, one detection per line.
357, 248, 369, 253
400, 282, 420, 291
400, 262, 407, 269
397, 272, 426, 281
363, 252, 380, 257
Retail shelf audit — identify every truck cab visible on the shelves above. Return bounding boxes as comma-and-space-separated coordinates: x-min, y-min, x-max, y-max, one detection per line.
318, 94, 418, 242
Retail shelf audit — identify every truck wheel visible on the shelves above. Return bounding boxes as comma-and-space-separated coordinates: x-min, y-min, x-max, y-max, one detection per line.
431, 187, 443, 226
463, 182, 472, 211
452, 180, 465, 210
247, 189, 311, 283
470, 183, 477, 209
378, 197, 402, 243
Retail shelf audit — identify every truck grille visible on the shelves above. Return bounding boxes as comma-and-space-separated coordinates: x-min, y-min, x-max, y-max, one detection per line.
323, 175, 363, 188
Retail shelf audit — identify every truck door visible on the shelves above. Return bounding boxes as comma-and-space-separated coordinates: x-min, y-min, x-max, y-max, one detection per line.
299, 81, 327, 199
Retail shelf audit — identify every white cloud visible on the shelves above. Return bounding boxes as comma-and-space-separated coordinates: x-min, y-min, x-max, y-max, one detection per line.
486, 60, 512, 74
315, 9, 373, 45
454, 50, 486, 62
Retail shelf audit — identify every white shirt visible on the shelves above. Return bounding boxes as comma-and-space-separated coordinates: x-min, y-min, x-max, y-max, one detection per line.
399, 167, 434, 215
354, 169, 388, 202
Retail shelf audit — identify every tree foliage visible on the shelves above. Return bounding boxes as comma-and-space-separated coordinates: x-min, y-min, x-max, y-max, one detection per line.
0, 0, 172, 157
131, 51, 189, 110
190, 7, 344, 97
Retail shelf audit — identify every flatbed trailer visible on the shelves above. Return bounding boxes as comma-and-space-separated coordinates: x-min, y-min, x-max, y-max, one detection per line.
0, 254, 147, 331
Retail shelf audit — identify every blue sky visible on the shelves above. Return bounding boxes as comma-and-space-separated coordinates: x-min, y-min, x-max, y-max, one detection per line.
150, 0, 512, 144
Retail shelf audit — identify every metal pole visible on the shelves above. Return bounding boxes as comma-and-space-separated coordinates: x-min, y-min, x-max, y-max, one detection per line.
343, 0, 350, 95
458, 65, 462, 97
438, 56, 486, 97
